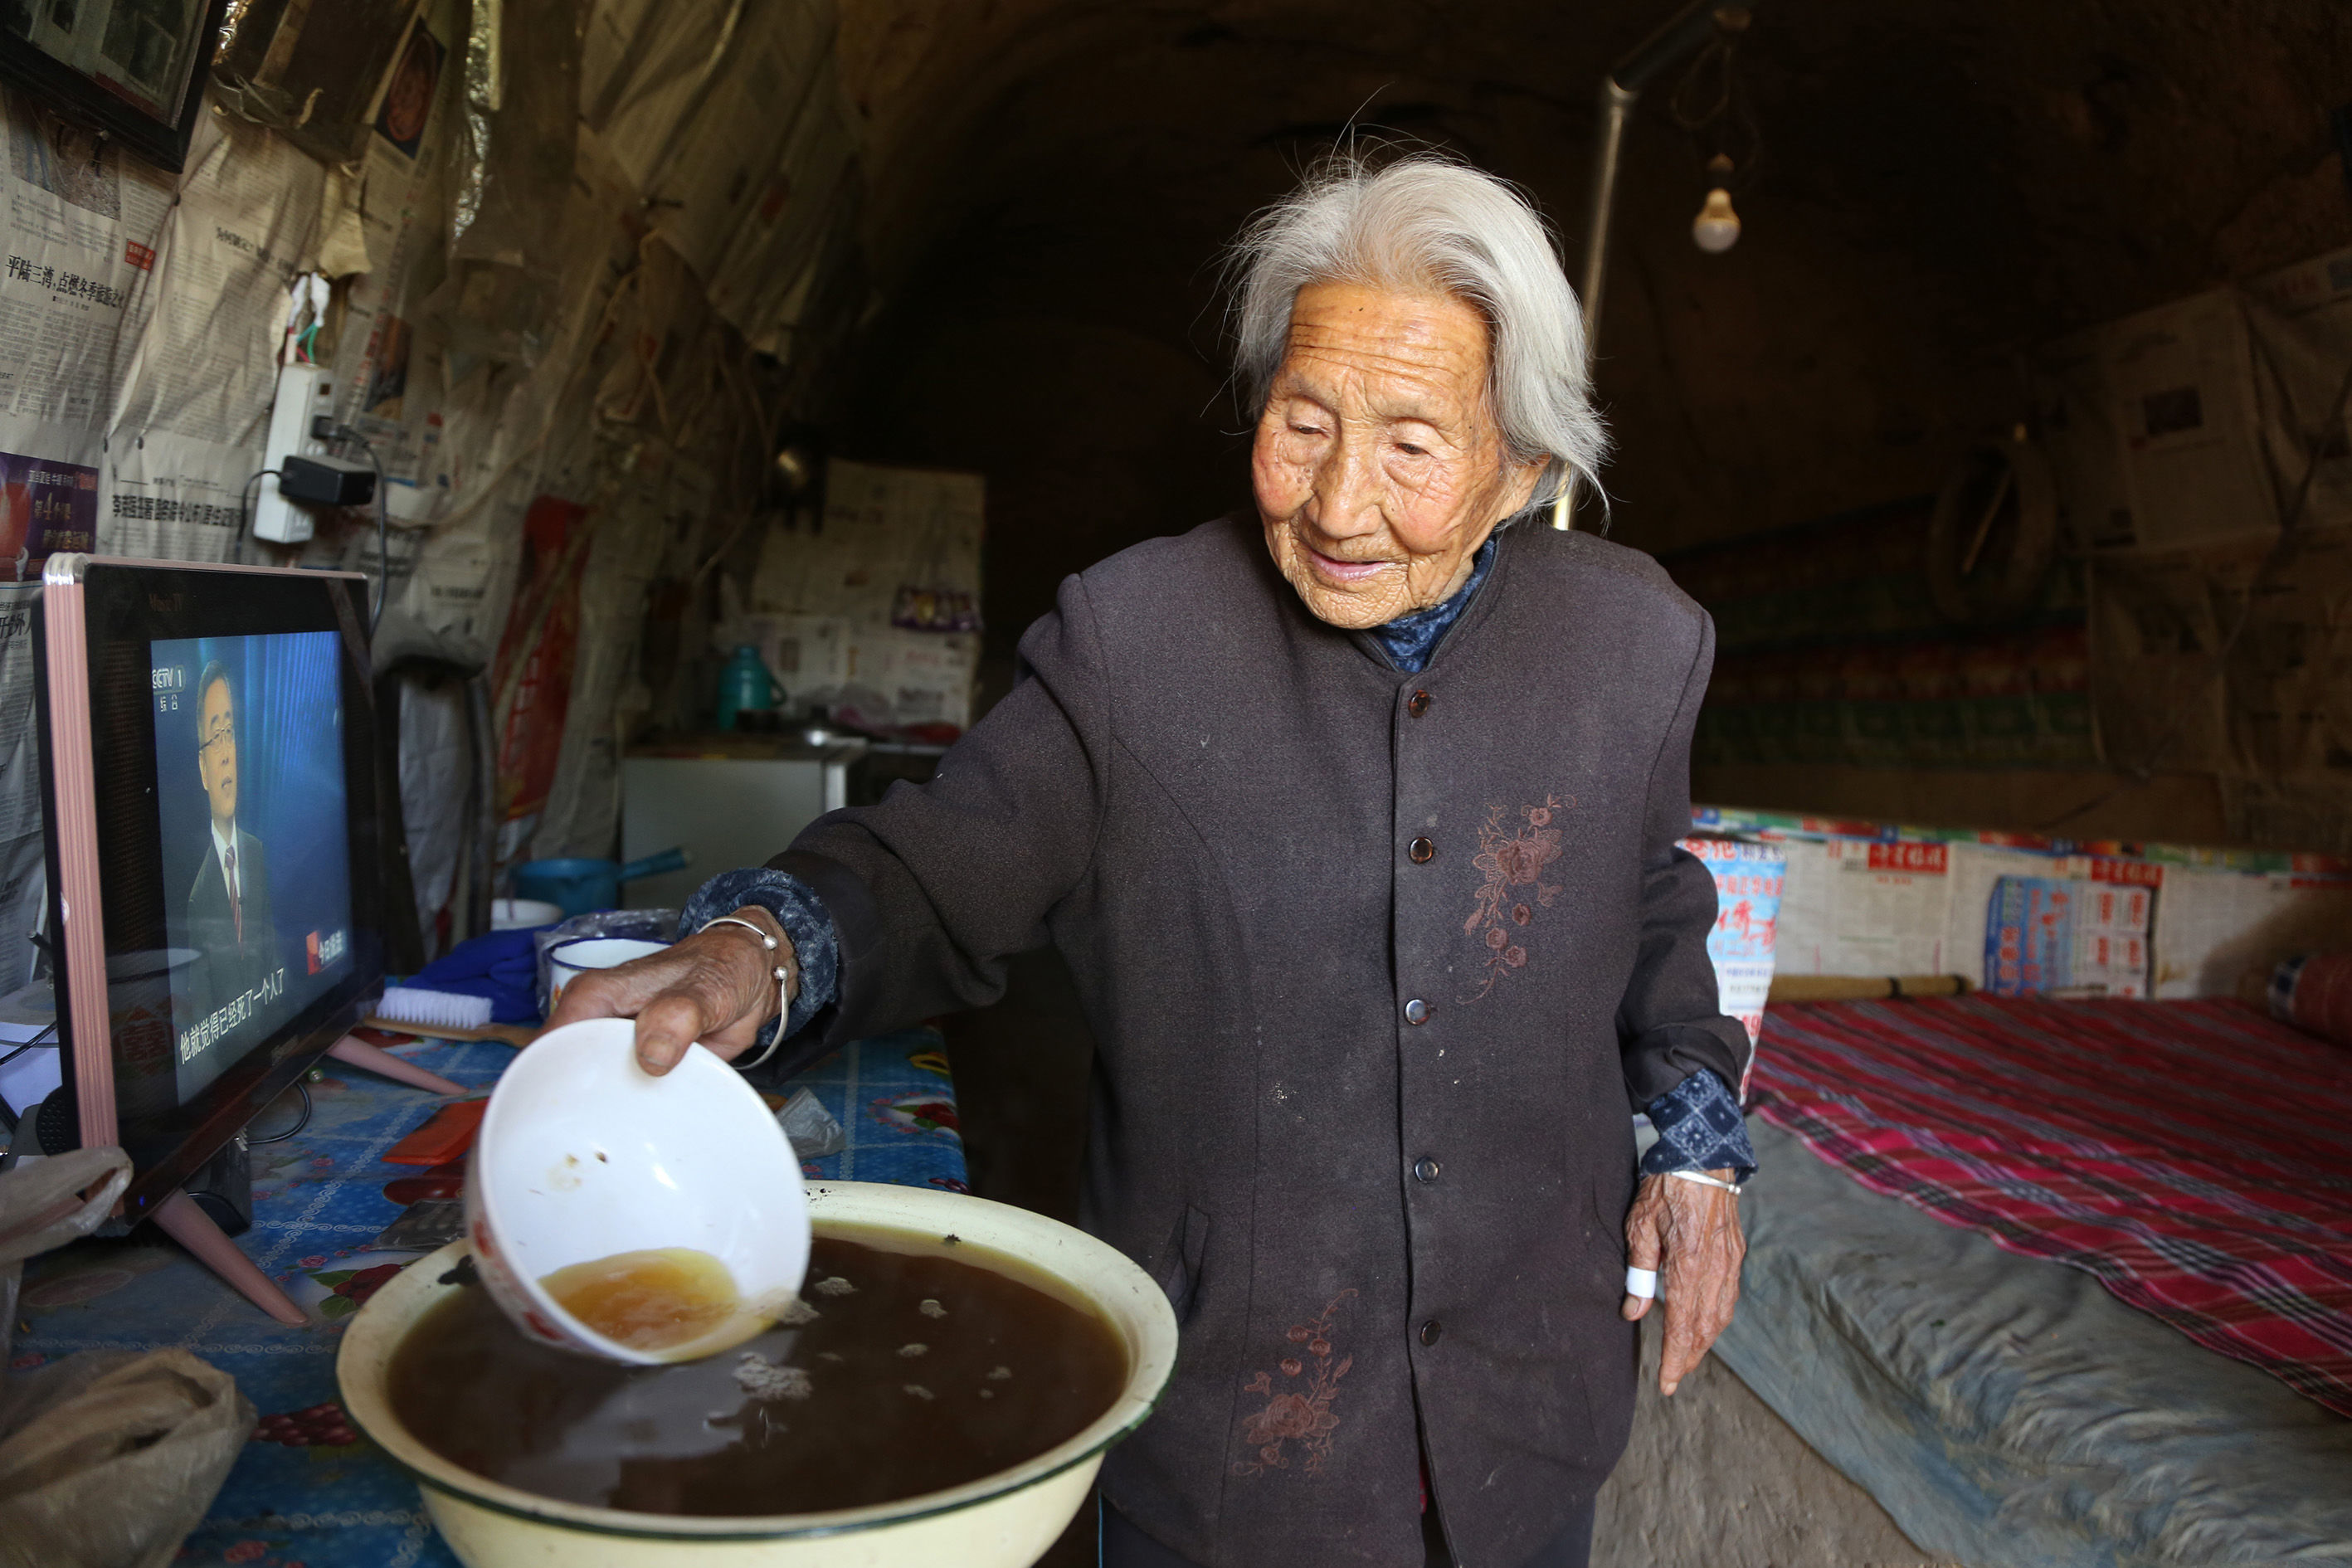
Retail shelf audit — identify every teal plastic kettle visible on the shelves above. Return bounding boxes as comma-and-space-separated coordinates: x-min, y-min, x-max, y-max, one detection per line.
714, 645, 785, 731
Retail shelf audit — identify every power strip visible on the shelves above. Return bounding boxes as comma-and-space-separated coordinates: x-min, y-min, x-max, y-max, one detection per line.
251, 364, 338, 544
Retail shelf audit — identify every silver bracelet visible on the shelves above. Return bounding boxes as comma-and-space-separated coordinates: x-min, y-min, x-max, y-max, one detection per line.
1665, 1169, 1741, 1197
699, 913, 792, 1069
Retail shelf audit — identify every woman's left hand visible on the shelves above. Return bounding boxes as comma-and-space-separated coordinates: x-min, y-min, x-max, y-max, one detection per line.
1620, 1170, 1745, 1396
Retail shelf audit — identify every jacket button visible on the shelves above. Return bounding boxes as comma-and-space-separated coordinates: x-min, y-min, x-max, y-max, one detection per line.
1403, 998, 1429, 1025
1406, 689, 1431, 718
1414, 1157, 1440, 1183
1419, 1318, 1444, 1346
1408, 836, 1434, 864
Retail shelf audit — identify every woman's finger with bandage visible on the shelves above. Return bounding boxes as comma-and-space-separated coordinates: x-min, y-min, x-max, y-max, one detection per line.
1621, 1177, 1668, 1322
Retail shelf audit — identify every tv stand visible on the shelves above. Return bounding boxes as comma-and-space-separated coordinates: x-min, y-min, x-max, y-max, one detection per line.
154, 1034, 465, 1324
152, 1189, 309, 1325
325, 1034, 465, 1097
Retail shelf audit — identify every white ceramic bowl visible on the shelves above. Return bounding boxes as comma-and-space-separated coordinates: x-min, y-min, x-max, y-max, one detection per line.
338, 1182, 1180, 1568
547, 936, 673, 1006
464, 1017, 810, 1364
491, 898, 565, 931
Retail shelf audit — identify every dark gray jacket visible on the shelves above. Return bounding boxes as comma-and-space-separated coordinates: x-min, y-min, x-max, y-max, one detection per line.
774, 515, 1746, 1568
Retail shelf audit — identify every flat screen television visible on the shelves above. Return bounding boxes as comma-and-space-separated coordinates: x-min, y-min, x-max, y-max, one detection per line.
34, 555, 455, 1321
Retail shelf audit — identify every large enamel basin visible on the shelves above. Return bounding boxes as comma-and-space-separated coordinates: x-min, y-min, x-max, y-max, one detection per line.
337, 1181, 1178, 1567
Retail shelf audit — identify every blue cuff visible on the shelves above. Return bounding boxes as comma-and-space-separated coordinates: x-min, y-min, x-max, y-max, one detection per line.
1640, 1069, 1757, 1184
677, 868, 841, 1059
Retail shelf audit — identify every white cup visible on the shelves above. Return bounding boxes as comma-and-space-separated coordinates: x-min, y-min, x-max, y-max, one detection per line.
546, 936, 670, 1006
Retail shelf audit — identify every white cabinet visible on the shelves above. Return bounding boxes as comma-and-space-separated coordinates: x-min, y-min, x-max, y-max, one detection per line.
620, 744, 866, 909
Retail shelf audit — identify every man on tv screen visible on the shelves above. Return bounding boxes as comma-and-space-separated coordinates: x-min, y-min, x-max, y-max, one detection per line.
186, 660, 279, 1025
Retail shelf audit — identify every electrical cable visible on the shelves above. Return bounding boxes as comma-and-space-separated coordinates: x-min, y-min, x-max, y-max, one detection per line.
333, 424, 391, 633
248, 1078, 313, 1145
1666, 16, 1761, 189
236, 468, 281, 561
1668, 35, 1735, 130
2038, 353, 2352, 832
0, 1021, 58, 1071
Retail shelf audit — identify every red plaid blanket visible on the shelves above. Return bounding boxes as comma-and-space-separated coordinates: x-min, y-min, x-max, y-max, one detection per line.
1750, 996, 2352, 1419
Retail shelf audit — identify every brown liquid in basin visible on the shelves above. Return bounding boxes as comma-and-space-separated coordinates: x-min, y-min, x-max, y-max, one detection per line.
389, 1230, 1127, 1517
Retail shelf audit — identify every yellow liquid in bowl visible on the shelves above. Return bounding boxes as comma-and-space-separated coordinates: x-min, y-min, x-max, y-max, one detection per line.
542, 1247, 766, 1357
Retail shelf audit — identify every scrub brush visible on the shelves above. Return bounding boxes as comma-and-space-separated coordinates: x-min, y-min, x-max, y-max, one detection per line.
368, 986, 536, 1046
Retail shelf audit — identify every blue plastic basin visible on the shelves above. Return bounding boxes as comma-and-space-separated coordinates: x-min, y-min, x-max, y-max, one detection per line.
510, 849, 687, 918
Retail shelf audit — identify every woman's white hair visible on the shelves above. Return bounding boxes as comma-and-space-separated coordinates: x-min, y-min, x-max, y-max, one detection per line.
1228, 150, 1607, 515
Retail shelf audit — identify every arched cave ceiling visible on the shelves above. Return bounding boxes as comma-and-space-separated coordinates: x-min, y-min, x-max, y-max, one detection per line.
806, 0, 2352, 648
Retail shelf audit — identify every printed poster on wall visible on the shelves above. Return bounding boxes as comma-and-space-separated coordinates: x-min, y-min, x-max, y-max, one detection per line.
0, 450, 97, 574
1982, 874, 2151, 998
1680, 835, 1785, 1096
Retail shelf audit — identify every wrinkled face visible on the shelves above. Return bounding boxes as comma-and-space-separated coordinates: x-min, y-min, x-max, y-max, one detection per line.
1254, 280, 1544, 630
197, 676, 237, 827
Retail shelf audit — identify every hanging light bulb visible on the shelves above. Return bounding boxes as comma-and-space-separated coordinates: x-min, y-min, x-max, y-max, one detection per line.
1692, 188, 1741, 251
1692, 153, 1741, 253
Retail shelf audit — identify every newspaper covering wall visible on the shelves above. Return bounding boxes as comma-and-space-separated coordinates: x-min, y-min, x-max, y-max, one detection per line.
1773, 838, 1956, 977
0, 0, 880, 963
105, 115, 324, 563
743, 458, 983, 731
754, 460, 985, 625
0, 90, 174, 556
1770, 836, 2165, 991
697, 1, 859, 348
2150, 864, 2352, 999
325, 0, 460, 500
641, 0, 835, 315
0, 90, 300, 988
1700, 803, 2348, 1000
529, 462, 704, 858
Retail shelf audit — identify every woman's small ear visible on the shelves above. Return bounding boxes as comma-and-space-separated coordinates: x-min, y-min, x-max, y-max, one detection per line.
1502, 456, 1546, 519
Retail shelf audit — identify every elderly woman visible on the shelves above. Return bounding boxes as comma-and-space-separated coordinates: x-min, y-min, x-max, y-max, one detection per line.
555, 153, 1755, 1568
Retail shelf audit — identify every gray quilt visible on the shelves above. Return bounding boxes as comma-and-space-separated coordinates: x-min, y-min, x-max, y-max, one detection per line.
1718, 1119, 2352, 1566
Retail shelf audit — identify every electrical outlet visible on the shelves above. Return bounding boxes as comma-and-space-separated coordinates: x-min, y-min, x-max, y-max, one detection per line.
251, 364, 338, 543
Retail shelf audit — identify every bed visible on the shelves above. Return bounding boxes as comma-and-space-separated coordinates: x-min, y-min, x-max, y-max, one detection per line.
1717, 996, 2352, 1567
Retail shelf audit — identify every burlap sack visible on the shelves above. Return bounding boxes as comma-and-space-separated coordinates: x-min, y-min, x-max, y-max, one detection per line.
0, 1348, 255, 1568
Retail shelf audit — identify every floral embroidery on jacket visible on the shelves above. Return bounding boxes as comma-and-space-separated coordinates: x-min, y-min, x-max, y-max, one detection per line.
1230, 1289, 1357, 1477
1463, 796, 1567, 999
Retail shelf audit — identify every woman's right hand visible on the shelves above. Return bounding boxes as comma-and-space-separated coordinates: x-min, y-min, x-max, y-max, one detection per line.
544, 904, 799, 1075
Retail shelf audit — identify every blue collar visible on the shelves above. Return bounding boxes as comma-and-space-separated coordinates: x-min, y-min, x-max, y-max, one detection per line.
1366, 534, 1497, 674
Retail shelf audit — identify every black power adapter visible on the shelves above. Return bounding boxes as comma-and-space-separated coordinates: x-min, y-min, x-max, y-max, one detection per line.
279, 453, 377, 509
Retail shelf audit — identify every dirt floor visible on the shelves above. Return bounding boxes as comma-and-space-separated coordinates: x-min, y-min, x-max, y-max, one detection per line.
1592, 1316, 1960, 1568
